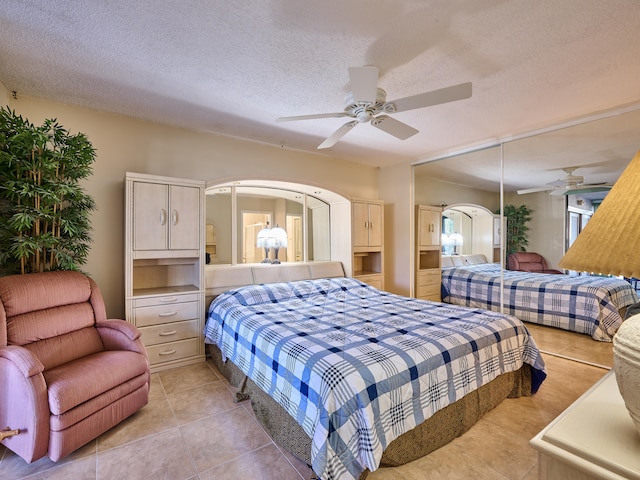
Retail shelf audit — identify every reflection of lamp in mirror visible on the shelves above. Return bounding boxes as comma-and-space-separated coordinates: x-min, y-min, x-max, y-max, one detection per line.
449, 232, 463, 255
559, 150, 640, 436
269, 224, 288, 264
256, 222, 271, 263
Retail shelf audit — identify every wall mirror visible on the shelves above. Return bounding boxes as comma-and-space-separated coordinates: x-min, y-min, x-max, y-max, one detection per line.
205, 180, 343, 266
413, 105, 640, 363
414, 145, 503, 263
442, 204, 496, 260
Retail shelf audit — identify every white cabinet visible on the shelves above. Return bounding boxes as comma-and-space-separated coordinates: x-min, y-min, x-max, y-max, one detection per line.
125, 173, 205, 372
415, 205, 442, 301
132, 182, 200, 254
352, 200, 384, 289
417, 206, 441, 248
353, 201, 383, 248
531, 371, 640, 480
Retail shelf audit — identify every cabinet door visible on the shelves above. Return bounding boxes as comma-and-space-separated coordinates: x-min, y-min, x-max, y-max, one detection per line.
133, 182, 169, 251
419, 208, 441, 247
367, 203, 382, 247
169, 185, 200, 250
353, 202, 370, 247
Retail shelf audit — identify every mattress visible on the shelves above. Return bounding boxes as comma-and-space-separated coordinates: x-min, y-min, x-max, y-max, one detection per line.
204, 276, 546, 480
441, 263, 639, 341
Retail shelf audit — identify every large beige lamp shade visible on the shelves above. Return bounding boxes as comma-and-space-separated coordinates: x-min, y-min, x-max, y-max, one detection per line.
559, 150, 640, 278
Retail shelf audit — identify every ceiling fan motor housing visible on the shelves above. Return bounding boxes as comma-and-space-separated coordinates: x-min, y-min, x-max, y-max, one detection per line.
344, 88, 388, 123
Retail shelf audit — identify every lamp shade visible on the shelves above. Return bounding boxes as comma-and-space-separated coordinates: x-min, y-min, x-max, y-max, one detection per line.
559, 150, 640, 277
256, 224, 271, 248
449, 232, 463, 246
269, 225, 288, 248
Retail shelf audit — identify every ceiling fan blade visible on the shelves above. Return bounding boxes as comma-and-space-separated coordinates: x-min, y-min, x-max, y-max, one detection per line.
517, 186, 554, 195
388, 82, 472, 113
348, 66, 379, 103
277, 112, 349, 122
317, 121, 358, 149
553, 184, 613, 196
371, 115, 419, 140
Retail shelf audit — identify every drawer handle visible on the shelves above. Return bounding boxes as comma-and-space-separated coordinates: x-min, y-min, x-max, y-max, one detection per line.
159, 349, 177, 356
159, 330, 177, 336
158, 311, 178, 317
160, 297, 179, 303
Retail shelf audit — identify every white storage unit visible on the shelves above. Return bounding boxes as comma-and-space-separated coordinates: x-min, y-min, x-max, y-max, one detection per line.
125, 172, 206, 372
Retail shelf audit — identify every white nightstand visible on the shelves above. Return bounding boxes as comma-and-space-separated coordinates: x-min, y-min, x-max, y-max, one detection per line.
531, 370, 640, 479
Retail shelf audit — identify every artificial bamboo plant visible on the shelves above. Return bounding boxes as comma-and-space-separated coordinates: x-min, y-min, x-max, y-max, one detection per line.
496, 204, 533, 257
0, 106, 96, 275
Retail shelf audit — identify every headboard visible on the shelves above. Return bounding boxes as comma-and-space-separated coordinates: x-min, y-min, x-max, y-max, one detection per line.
204, 261, 346, 309
441, 254, 489, 268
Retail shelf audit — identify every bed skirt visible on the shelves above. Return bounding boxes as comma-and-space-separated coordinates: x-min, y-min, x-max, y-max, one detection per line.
207, 343, 532, 479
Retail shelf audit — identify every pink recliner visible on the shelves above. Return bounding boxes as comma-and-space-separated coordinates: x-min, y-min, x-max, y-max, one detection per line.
507, 252, 563, 274
0, 270, 150, 463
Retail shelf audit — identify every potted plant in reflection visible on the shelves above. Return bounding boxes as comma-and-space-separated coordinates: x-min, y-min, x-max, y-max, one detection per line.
0, 106, 96, 275
495, 204, 532, 258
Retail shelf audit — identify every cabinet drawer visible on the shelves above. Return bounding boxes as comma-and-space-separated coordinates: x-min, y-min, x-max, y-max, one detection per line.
418, 284, 441, 298
417, 270, 441, 286
139, 319, 200, 346
134, 301, 199, 327
362, 278, 383, 290
133, 293, 200, 308
146, 338, 200, 365
355, 274, 383, 290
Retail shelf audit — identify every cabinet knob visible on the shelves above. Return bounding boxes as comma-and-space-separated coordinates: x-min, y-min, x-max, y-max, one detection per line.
160, 209, 167, 226
172, 209, 178, 225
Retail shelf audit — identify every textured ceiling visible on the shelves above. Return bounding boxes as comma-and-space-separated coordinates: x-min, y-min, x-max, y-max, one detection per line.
1, 0, 640, 182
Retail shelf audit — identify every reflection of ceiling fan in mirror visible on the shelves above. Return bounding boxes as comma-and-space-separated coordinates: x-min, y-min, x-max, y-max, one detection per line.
517, 167, 613, 196
277, 66, 472, 149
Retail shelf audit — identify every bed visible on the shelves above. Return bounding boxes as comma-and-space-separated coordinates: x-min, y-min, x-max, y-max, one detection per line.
441, 259, 639, 341
203, 262, 546, 480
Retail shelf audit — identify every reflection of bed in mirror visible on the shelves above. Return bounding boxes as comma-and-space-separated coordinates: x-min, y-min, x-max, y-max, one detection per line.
203, 262, 546, 480
441, 257, 638, 341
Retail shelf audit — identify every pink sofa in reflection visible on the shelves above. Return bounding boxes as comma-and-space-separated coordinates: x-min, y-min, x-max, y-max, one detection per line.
0, 270, 150, 463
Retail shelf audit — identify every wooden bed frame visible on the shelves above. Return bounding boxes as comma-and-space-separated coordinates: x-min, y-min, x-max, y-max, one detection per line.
204, 261, 533, 479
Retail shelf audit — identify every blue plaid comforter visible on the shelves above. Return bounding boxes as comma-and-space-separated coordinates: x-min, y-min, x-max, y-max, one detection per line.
204, 277, 546, 480
441, 263, 639, 341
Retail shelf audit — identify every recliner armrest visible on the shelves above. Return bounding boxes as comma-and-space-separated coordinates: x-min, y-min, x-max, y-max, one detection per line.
0, 345, 44, 378
0, 345, 50, 462
96, 319, 141, 341
96, 320, 147, 358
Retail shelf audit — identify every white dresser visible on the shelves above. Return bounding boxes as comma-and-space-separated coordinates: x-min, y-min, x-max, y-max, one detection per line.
531, 371, 640, 480
124, 172, 206, 372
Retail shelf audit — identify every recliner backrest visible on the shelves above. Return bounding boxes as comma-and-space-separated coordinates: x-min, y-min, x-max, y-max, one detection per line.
507, 252, 549, 272
0, 271, 106, 370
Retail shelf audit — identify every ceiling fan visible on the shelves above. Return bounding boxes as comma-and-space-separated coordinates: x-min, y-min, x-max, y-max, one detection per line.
277, 66, 472, 149
517, 167, 613, 196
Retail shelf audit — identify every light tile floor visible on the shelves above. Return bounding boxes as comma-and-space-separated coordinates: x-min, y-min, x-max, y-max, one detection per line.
0, 323, 613, 480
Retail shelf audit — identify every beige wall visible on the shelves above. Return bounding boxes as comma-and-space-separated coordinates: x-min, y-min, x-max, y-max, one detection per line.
4, 92, 381, 318
0, 82, 9, 108
379, 162, 413, 296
